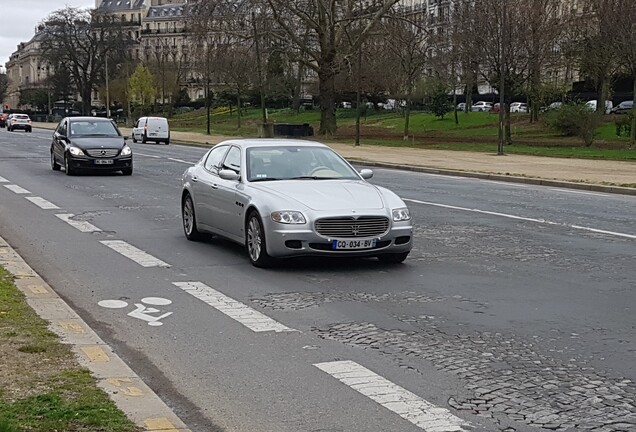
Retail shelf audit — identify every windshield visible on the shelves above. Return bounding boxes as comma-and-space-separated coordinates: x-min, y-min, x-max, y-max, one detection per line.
69, 120, 120, 137
247, 146, 360, 182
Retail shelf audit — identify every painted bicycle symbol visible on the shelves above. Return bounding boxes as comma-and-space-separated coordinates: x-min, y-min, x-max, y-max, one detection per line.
98, 297, 173, 326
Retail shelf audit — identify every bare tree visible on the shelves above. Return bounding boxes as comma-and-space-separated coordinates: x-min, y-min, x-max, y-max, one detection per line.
265, 0, 402, 135
379, 17, 428, 139
614, 0, 636, 145
578, 0, 622, 114
455, 0, 531, 145
40, 7, 134, 115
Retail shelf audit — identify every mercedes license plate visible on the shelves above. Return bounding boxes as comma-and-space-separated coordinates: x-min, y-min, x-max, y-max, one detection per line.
95, 159, 114, 165
332, 239, 376, 250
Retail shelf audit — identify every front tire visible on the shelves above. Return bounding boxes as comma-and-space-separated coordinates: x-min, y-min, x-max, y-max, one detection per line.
182, 194, 204, 241
246, 212, 273, 268
64, 154, 75, 176
51, 152, 61, 171
378, 252, 409, 264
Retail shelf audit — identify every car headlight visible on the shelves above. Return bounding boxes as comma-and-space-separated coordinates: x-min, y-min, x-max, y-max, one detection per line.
271, 211, 306, 224
120, 145, 132, 156
68, 146, 85, 156
392, 207, 411, 222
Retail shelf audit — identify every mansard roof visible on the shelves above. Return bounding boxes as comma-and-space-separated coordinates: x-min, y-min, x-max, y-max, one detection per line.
97, 0, 146, 12
146, 3, 186, 20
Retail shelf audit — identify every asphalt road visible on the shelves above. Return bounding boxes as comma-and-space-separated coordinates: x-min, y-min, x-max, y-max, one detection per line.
1, 127, 635, 432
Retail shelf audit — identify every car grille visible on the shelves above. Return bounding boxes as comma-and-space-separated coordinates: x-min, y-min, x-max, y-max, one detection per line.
314, 216, 389, 238
85, 148, 120, 158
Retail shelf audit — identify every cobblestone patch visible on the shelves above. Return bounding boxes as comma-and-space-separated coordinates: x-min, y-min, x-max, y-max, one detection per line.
251, 291, 446, 311
313, 320, 636, 431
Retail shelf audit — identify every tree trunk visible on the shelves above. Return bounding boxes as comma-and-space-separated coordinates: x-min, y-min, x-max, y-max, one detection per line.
237, 90, 242, 129
597, 78, 609, 114
403, 97, 411, 140
631, 76, 636, 146
81, 86, 92, 116
318, 68, 337, 135
505, 99, 512, 145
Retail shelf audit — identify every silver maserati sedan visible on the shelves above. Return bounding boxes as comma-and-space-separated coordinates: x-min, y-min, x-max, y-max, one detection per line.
181, 139, 413, 267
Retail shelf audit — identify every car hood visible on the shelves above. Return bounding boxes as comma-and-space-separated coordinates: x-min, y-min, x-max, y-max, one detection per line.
252, 180, 386, 211
69, 136, 125, 149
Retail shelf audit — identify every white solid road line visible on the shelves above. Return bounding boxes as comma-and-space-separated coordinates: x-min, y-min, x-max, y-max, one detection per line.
0, 176, 8, 182
26, 196, 60, 210
55, 214, 102, 233
4, 184, 30, 194
315, 360, 470, 432
174, 281, 296, 333
134, 152, 195, 165
404, 198, 636, 240
100, 240, 171, 268
167, 157, 193, 164
134, 152, 162, 159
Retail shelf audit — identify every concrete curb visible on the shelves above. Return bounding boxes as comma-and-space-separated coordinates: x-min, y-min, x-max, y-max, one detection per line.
347, 160, 636, 197
33, 125, 635, 196
0, 236, 191, 432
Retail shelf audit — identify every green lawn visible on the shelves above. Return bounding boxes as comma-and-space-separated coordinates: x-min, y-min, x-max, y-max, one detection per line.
0, 267, 140, 432
168, 107, 635, 160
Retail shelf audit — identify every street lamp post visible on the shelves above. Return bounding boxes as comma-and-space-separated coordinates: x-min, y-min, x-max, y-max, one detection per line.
497, 0, 506, 156
105, 55, 111, 118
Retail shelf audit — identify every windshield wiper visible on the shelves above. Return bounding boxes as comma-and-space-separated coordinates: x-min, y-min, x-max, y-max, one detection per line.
250, 177, 285, 182
289, 176, 339, 180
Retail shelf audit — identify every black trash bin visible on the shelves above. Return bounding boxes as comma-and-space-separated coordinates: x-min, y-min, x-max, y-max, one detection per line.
273, 123, 314, 137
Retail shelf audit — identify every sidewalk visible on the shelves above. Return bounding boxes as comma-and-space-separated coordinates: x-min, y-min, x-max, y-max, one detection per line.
33, 122, 636, 194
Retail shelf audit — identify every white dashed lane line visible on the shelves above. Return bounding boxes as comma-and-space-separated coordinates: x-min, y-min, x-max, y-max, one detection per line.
0, 176, 8, 182
25, 196, 60, 210
4, 184, 30, 194
55, 214, 102, 233
404, 198, 636, 240
174, 281, 296, 333
315, 360, 470, 432
100, 240, 171, 268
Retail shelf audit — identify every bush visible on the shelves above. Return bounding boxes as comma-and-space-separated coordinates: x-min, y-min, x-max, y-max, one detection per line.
615, 110, 634, 138
545, 103, 602, 147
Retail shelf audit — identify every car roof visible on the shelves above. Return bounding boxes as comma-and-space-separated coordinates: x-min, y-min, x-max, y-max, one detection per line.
215, 139, 328, 149
66, 116, 114, 122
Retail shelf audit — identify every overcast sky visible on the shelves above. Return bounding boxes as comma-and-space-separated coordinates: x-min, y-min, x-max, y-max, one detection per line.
0, 1, 95, 70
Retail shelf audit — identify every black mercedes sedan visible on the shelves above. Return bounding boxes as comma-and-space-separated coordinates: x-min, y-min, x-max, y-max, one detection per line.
50, 117, 133, 175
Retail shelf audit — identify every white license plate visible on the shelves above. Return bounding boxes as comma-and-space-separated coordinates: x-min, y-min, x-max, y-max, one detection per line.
95, 159, 114, 165
332, 239, 376, 250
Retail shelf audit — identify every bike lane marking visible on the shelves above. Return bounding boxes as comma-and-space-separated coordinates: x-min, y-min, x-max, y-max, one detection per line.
174, 281, 296, 333
315, 360, 470, 432
100, 240, 171, 268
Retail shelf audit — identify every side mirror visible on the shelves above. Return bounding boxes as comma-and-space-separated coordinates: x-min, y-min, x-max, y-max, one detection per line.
219, 169, 240, 181
359, 169, 374, 179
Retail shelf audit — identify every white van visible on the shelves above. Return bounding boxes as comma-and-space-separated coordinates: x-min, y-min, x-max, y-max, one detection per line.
132, 116, 170, 144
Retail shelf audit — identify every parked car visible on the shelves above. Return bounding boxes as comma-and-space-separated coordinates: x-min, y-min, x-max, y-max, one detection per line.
491, 103, 504, 113
610, 100, 634, 114
542, 101, 563, 112
0, 113, 8, 128
585, 100, 613, 114
181, 139, 413, 267
50, 116, 133, 176
6, 114, 32, 132
132, 116, 170, 144
471, 101, 493, 112
456, 102, 466, 111
510, 102, 528, 113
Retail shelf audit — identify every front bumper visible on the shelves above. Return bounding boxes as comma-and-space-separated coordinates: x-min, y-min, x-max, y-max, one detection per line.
67, 155, 133, 171
264, 220, 413, 258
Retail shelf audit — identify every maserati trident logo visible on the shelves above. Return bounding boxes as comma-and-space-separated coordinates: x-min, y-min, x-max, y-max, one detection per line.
351, 224, 360, 236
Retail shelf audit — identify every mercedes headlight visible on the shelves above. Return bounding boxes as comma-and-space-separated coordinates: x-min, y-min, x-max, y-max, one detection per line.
120, 145, 132, 156
271, 211, 306, 224
392, 207, 411, 222
68, 146, 85, 156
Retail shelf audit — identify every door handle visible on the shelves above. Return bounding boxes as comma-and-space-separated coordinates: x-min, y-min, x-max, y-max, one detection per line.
211, 184, 218, 189
192, 176, 198, 182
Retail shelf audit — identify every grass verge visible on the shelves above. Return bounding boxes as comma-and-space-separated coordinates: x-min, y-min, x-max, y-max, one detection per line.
0, 266, 140, 432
